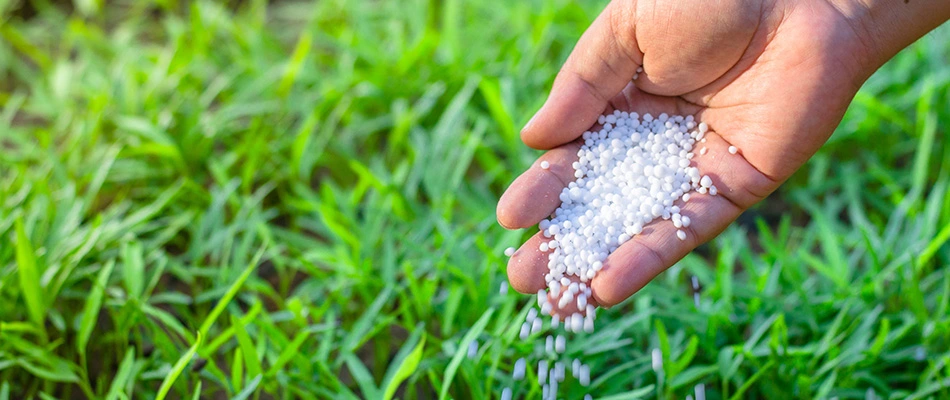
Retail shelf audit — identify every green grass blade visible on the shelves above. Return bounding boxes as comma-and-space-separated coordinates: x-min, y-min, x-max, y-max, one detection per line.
341, 286, 393, 355
13, 358, 79, 383
598, 385, 657, 400
77, 259, 114, 359
104, 349, 136, 400
231, 375, 261, 400
343, 353, 380, 399
277, 30, 312, 97
230, 348, 243, 390
381, 326, 426, 400
155, 333, 202, 400
230, 315, 262, 380
907, 378, 950, 400
728, 360, 775, 400
439, 307, 494, 400
265, 329, 310, 377
911, 82, 937, 196
121, 242, 145, 301
192, 381, 203, 400
919, 221, 950, 266
14, 217, 45, 328
197, 245, 266, 339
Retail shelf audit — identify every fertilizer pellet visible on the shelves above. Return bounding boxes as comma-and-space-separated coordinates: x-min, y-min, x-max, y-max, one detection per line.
579, 364, 590, 386
652, 348, 663, 374
501, 388, 512, 400
558, 291, 573, 309
537, 111, 716, 302
539, 360, 549, 384
585, 395, 593, 400
504, 247, 516, 257
728, 146, 738, 154
695, 384, 706, 400
513, 358, 526, 380
583, 316, 594, 332
506, 111, 722, 399
570, 313, 583, 332
540, 301, 552, 315
914, 347, 927, 361
467, 340, 478, 359
500, 281, 508, 295
555, 335, 566, 353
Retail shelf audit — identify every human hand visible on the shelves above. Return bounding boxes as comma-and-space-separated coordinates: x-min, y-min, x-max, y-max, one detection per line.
497, 0, 950, 309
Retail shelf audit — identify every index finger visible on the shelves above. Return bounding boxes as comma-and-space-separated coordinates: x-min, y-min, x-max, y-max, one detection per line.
520, 1, 643, 150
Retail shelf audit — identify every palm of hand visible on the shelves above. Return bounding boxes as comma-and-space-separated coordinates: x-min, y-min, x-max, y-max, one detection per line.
498, 0, 870, 308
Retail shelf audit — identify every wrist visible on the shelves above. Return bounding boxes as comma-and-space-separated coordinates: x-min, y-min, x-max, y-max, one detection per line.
828, 0, 950, 78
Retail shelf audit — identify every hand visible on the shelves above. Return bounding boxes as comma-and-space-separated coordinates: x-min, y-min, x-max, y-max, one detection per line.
497, 0, 911, 309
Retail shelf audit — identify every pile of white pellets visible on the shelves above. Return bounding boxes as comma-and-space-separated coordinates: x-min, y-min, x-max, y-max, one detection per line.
502, 110, 730, 399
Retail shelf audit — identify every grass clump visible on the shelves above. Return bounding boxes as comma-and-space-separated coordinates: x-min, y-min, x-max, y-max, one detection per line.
1, 0, 948, 398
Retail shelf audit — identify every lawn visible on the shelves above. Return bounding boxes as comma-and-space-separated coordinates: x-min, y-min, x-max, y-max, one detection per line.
1, 0, 949, 399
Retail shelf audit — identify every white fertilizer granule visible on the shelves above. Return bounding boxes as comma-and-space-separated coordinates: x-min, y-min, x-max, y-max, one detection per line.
652, 348, 663, 375
513, 358, 526, 380
508, 111, 719, 399
467, 340, 478, 359
537, 112, 717, 318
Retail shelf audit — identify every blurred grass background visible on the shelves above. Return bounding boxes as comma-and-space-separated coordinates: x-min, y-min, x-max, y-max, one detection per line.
0, 0, 948, 398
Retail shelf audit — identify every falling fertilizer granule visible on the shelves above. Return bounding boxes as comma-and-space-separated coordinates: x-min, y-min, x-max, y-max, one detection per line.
504, 110, 721, 399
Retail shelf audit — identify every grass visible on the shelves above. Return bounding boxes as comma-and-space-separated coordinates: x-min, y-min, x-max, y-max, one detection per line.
0, 0, 948, 398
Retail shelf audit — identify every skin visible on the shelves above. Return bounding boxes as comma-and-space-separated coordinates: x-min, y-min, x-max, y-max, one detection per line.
497, 0, 950, 310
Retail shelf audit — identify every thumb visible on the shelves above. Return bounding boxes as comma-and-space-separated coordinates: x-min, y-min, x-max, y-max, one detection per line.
521, 1, 642, 150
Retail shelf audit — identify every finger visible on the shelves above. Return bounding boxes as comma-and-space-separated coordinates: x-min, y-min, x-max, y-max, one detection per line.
506, 232, 553, 294
521, 1, 643, 150
505, 231, 601, 318
590, 128, 778, 307
500, 88, 696, 230
589, 190, 741, 307
496, 141, 582, 230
